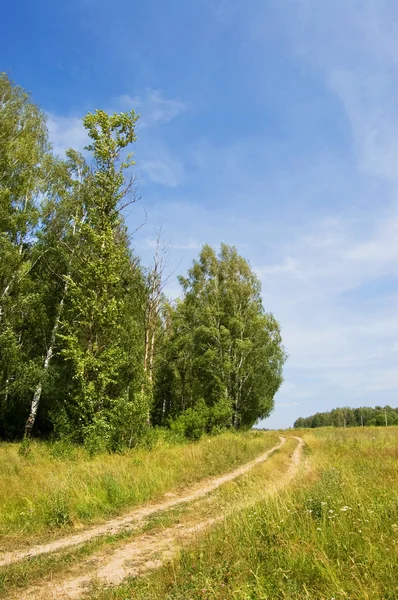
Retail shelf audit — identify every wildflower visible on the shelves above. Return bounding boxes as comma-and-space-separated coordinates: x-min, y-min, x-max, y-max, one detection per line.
317, 527, 321, 531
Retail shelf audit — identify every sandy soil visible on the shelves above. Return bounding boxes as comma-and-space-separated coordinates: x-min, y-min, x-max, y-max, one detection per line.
6, 436, 304, 600
0, 436, 287, 569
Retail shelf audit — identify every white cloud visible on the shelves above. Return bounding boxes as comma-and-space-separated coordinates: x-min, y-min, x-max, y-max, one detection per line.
329, 69, 398, 181
170, 241, 202, 250
47, 113, 88, 156
139, 153, 185, 187
256, 256, 304, 280
282, 0, 398, 182
117, 90, 186, 128
255, 211, 398, 397
344, 218, 398, 263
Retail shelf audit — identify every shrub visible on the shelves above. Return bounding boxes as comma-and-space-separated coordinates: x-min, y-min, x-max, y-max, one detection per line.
207, 397, 233, 433
170, 399, 209, 440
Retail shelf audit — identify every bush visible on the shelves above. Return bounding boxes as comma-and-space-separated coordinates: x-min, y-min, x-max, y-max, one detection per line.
48, 439, 78, 461
83, 419, 113, 456
106, 391, 150, 451
207, 397, 233, 433
170, 399, 209, 440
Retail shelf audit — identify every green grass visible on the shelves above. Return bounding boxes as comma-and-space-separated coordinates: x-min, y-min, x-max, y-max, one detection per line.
89, 427, 398, 600
0, 435, 293, 598
0, 430, 279, 549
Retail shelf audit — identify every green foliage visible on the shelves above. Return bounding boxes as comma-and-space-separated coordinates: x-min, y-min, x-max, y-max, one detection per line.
17, 435, 32, 457
0, 75, 286, 449
108, 390, 151, 450
294, 405, 398, 428
0, 73, 50, 438
83, 419, 114, 457
208, 396, 234, 433
169, 397, 234, 439
170, 399, 210, 440
154, 243, 286, 436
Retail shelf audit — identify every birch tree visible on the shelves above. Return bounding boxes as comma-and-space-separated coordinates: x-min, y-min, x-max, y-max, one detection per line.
24, 151, 89, 436
57, 109, 146, 446
155, 244, 286, 431
0, 73, 49, 437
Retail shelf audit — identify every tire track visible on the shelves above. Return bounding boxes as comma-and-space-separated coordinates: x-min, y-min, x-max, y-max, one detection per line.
14, 436, 304, 600
0, 437, 286, 568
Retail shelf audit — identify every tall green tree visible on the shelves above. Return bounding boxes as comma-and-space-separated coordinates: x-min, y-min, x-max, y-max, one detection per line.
24, 151, 89, 436
0, 73, 50, 437
154, 244, 286, 431
57, 109, 147, 447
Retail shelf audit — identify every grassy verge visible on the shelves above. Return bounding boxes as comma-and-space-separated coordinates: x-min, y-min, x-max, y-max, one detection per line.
90, 428, 398, 600
0, 430, 279, 548
0, 437, 295, 598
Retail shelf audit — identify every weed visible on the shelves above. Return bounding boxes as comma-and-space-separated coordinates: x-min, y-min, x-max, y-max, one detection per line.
0, 430, 279, 546
90, 428, 398, 600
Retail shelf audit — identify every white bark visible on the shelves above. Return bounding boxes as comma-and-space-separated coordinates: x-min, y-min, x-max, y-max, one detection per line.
25, 288, 66, 436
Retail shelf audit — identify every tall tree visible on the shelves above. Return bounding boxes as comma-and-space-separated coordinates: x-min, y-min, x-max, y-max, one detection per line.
0, 73, 50, 437
57, 109, 147, 446
24, 151, 89, 436
154, 244, 286, 430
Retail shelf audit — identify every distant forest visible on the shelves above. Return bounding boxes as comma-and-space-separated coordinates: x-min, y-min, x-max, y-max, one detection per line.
0, 73, 286, 449
294, 406, 398, 428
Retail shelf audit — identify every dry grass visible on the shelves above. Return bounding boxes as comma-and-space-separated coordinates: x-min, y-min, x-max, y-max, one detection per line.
0, 430, 279, 549
92, 427, 398, 600
0, 435, 293, 598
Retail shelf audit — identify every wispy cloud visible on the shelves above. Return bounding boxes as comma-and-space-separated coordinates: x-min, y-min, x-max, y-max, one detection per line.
117, 90, 186, 128
138, 143, 185, 187
47, 114, 89, 157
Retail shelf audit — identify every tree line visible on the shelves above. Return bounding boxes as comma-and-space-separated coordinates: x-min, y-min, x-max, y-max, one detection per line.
0, 73, 286, 450
294, 405, 398, 429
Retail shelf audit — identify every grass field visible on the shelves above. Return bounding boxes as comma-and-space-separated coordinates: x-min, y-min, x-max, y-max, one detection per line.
0, 436, 294, 598
0, 428, 397, 600
89, 427, 398, 600
0, 430, 278, 549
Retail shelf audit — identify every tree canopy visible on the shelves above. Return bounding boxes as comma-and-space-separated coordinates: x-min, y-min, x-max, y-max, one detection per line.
0, 73, 286, 448
294, 405, 398, 428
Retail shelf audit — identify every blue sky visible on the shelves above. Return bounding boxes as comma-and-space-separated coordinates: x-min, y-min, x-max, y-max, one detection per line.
3, 0, 398, 428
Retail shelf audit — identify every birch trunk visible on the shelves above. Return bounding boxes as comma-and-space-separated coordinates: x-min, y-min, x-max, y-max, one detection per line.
25, 287, 67, 436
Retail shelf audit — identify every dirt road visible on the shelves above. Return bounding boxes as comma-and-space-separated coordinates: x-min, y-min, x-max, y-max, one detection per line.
3, 436, 304, 599
0, 436, 287, 569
